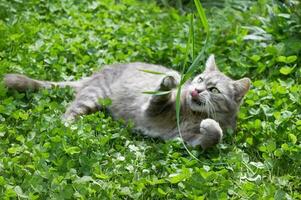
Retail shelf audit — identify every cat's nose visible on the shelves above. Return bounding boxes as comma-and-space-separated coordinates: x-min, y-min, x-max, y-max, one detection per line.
191, 90, 198, 97
191, 88, 203, 97
195, 88, 204, 94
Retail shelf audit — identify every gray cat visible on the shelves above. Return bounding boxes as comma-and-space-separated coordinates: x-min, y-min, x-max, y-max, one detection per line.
4, 55, 251, 149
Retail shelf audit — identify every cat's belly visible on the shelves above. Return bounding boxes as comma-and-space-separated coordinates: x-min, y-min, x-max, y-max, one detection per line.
109, 103, 178, 139
134, 126, 175, 138
104, 63, 183, 139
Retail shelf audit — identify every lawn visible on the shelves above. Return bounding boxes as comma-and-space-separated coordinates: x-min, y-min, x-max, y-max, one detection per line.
0, 0, 300, 199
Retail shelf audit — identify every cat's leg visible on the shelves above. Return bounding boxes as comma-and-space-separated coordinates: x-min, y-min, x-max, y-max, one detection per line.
63, 86, 104, 121
184, 119, 223, 150
145, 73, 179, 115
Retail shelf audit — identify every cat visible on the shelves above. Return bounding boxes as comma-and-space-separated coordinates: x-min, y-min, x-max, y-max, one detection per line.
4, 55, 251, 149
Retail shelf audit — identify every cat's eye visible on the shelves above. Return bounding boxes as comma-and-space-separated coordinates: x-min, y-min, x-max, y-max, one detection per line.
197, 77, 203, 83
209, 87, 220, 94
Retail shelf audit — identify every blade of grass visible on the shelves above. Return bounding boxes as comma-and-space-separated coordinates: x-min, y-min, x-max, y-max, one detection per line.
142, 90, 171, 95
175, 86, 202, 161
181, 13, 194, 75
183, 36, 208, 82
194, 0, 209, 34
141, 0, 212, 162
183, 0, 210, 81
139, 69, 166, 75
174, 12, 203, 162
175, 0, 210, 162
190, 13, 195, 60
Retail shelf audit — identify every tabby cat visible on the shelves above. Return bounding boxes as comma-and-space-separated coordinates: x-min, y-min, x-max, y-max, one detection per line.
4, 55, 251, 149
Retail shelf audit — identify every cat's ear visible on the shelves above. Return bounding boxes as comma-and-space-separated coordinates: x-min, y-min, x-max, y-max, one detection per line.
233, 78, 251, 102
205, 54, 219, 72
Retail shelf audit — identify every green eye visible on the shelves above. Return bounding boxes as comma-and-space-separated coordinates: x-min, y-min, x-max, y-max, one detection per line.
209, 87, 220, 94
197, 77, 203, 83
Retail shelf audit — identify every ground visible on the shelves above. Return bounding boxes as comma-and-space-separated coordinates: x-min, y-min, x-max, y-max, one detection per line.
0, 0, 300, 199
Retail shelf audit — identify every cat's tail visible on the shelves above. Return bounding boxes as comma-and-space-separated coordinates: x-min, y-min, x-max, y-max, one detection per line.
4, 74, 83, 92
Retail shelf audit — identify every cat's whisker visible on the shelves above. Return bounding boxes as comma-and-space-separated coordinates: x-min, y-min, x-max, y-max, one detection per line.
207, 101, 213, 118
206, 98, 217, 120
204, 99, 209, 117
211, 103, 217, 119
204, 96, 211, 117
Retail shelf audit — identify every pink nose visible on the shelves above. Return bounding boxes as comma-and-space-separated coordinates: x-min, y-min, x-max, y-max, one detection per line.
191, 90, 199, 97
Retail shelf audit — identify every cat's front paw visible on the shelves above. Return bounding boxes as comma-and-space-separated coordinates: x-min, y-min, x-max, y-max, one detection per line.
199, 119, 223, 149
160, 73, 179, 91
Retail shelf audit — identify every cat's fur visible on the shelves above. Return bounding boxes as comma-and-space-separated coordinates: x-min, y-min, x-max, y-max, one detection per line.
4, 55, 251, 149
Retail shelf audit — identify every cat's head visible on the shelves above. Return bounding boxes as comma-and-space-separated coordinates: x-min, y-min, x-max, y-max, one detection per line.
186, 55, 251, 119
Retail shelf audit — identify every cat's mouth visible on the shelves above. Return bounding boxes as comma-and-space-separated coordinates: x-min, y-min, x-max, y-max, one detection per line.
192, 98, 205, 106
186, 90, 208, 112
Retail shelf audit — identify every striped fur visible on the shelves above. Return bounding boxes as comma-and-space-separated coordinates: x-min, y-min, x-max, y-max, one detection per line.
4, 55, 250, 149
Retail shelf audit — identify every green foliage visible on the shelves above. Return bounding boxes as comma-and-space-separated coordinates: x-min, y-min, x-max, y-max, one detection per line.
0, 0, 300, 199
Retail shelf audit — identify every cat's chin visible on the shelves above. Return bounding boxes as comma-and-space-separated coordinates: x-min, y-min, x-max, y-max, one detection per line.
189, 101, 206, 112
186, 95, 207, 113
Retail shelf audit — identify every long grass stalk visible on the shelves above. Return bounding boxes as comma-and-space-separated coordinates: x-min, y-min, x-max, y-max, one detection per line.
142, 0, 217, 163
175, 0, 210, 162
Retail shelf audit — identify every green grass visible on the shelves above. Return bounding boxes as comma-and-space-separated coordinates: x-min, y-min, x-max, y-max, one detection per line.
0, 0, 301, 199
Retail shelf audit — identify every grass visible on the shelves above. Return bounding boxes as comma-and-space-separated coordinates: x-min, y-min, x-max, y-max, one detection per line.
0, 0, 300, 199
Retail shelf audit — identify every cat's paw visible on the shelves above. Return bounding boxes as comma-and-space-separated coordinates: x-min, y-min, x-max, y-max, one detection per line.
199, 119, 223, 149
200, 119, 222, 135
160, 73, 179, 90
